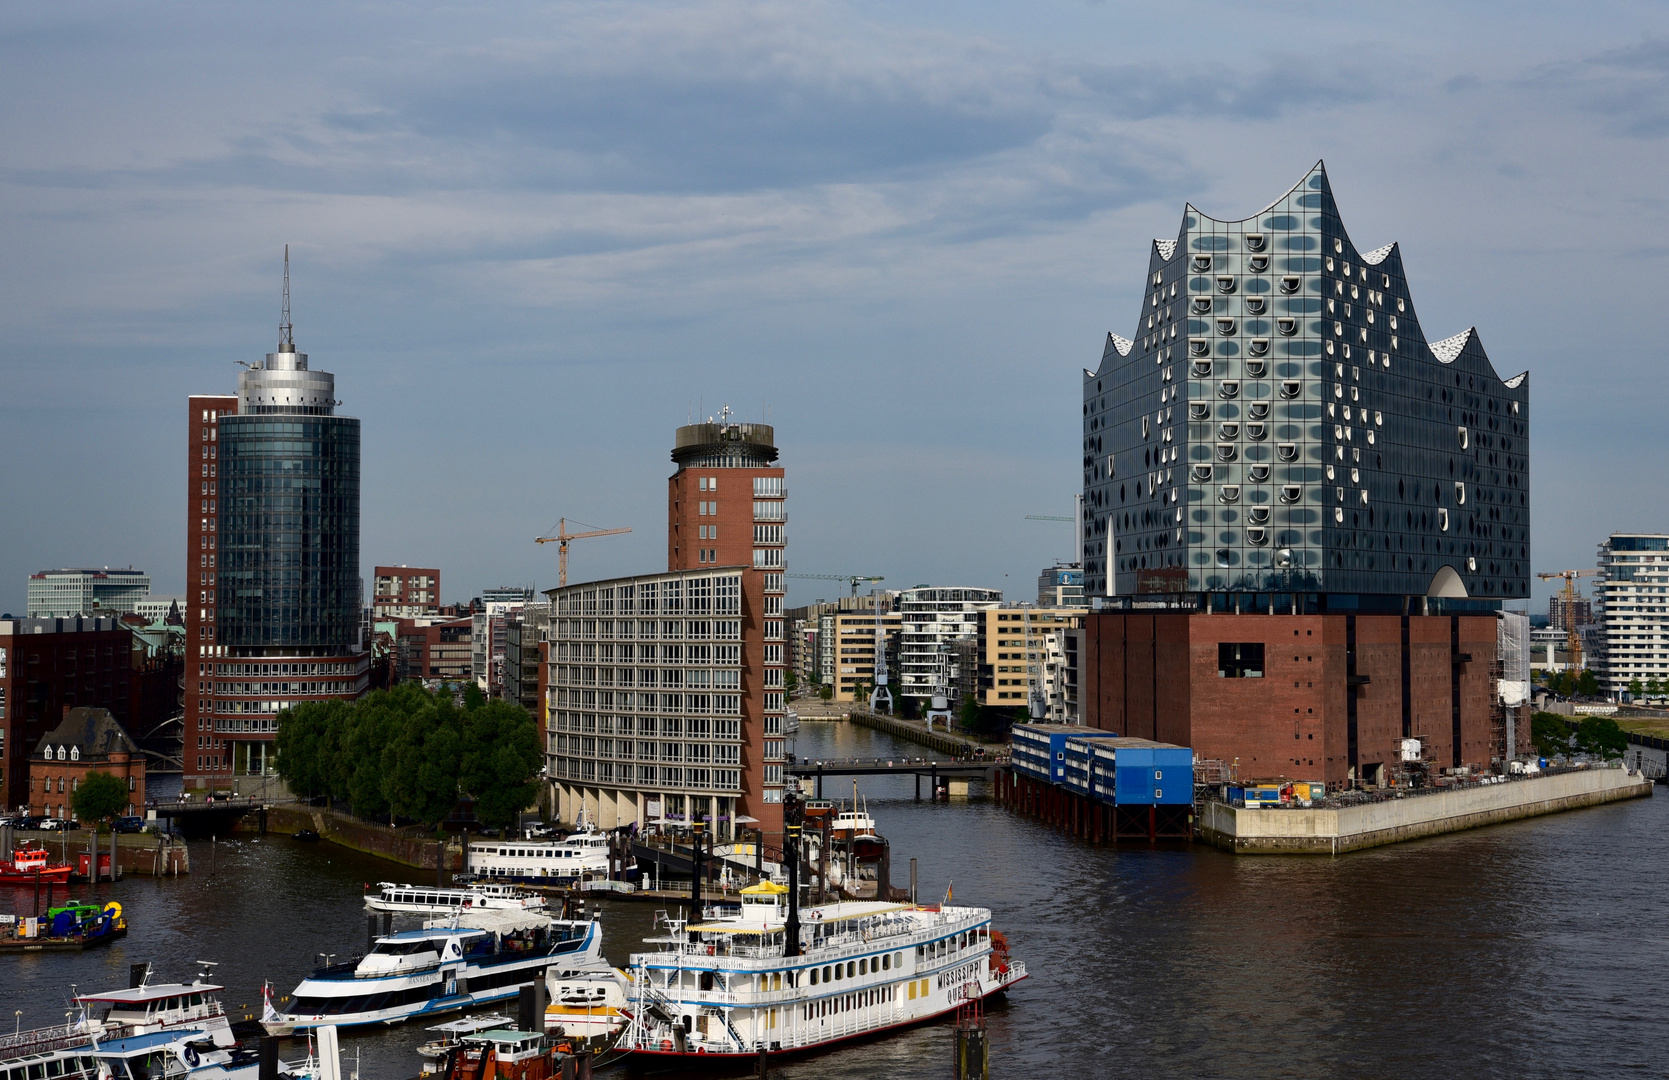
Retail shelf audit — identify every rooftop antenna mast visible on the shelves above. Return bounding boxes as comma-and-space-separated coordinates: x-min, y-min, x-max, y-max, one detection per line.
278, 244, 294, 351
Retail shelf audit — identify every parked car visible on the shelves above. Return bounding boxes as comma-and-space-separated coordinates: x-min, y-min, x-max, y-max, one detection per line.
37, 818, 68, 831
113, 816, 146, 834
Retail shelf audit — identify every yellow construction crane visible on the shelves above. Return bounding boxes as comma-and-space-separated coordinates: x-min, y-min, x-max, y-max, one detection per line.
536, 518, 631, 587
1537, 569, 1599, 670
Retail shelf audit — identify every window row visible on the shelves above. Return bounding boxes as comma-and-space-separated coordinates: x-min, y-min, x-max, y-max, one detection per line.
551, 713, 741, 738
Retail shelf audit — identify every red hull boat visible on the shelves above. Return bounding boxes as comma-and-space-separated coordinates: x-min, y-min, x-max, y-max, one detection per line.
0, 843, 74, 884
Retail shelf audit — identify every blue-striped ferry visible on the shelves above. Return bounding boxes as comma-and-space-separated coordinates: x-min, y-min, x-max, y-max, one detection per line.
276, 911, 604, 1030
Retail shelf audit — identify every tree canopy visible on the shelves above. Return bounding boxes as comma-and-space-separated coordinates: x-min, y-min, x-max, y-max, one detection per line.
1530, 712, 1572, 760
276, 684, 542, 829
1574, 716, 1628, 759
72, 771, 131, 824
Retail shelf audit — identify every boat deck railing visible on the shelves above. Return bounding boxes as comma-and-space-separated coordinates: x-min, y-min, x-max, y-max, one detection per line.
0, 1026, 90, 1061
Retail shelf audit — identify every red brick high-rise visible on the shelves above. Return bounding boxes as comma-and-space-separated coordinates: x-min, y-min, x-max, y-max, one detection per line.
547, 411, 788, 842
184, 394, 237, 781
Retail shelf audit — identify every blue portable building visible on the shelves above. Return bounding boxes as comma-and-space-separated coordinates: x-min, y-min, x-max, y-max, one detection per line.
1010, 723, 1122, 785
1087, 738, 1194, 806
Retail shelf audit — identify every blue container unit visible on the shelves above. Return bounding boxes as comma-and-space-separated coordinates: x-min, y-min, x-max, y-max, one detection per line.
1010, 724, 1122, 786
1087, 739, 1194, 806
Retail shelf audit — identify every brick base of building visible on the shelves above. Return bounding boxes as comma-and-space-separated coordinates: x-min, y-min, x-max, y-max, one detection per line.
1081, 611, 1507, 789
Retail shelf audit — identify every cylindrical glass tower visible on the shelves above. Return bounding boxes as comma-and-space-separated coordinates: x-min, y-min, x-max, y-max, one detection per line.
217, 342, 361, 657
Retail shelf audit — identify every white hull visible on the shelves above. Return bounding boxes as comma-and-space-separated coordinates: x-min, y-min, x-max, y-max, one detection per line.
619, 902, 1025, 1059
281, 921, 603, 1031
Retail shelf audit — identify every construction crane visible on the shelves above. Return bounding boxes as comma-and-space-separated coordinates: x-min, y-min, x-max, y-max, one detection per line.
1025, 496, 1086, 565
535, 518, 631, 587
1537, 569, 1599, 670
787, 573, 884, 597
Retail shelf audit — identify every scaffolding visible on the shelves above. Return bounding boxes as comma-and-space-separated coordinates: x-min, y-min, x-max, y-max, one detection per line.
1494, 612, 1531, 766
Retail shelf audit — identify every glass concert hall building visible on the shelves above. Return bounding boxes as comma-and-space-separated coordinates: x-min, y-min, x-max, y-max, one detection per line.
1077, 163, 1531, 788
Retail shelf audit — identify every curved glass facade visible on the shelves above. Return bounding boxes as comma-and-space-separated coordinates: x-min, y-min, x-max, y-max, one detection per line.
1084, 162, 1530, 602
216, 415, 361, 654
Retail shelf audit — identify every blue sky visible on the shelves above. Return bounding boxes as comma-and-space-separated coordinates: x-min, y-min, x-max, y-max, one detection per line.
3, 0, 1666, 614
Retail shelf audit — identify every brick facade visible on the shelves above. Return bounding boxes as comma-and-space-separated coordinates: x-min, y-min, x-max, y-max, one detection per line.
29, 707, 145, 820
1081, 612, 1497, 788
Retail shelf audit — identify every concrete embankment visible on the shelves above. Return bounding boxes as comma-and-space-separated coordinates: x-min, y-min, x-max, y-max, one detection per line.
847, 709, 993, 757
1199, 766, 1654, 855
249, 805, 463, 872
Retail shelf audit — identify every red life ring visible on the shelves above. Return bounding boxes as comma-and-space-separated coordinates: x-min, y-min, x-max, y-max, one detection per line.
660, 1040, 673, 1051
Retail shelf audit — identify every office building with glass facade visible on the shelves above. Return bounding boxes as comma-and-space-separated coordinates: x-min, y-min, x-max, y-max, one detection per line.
183, 296, 369, 790
26, 569, 151, 618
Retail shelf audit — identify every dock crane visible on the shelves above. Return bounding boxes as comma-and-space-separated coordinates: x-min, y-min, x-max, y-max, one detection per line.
787, 573, 884, 597
1537, 568, 1599, 670
535, 518, 631, 587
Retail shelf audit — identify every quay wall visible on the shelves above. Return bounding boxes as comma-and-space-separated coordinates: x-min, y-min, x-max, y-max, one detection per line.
847, 710, 988, 757
1199, 767, 1654, 854
254, 805, 463, 872
4, 831, 190, 876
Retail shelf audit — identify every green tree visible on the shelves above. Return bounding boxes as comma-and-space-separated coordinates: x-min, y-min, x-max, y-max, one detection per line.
1576, 669, 1600, 698
1574, 716, 1628, 759
459, 699, 542, 829
1648, 677, 1663, 700
1530, 712, 1572, 759
384, 693, 464, 829
1629, 678, 1644, 699
464, 682, 487, 710
72, 771, 131, 826
275, 698, 353, 800
818, 683, 833, 702
784, 671, 799, 696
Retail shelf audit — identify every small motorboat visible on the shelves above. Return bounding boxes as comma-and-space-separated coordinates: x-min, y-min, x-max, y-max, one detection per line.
291, 830, 320, 842
0, 841, 74, 884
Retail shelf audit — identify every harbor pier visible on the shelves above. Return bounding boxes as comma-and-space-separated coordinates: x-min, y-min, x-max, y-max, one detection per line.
1199, 764, 1653, 854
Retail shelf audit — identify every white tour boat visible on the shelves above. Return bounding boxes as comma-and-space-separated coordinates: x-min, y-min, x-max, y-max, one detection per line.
467, 826, 612, 885
364, 881, 548, 916
275, 911, 604, 1030
617, 881, 1026, 1061
77, 965, 238, 1048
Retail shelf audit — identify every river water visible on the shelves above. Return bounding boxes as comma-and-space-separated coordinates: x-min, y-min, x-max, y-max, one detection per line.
6, 719, 1666, 1079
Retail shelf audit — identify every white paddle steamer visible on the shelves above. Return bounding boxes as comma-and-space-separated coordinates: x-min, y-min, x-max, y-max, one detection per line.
617, 881, 1025, 1061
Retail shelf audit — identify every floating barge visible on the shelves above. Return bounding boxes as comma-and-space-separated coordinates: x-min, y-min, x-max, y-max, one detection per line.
0, 901, 127, 952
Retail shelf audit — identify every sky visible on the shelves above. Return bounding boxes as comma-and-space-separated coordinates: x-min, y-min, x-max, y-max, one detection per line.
3, 0, 1667, 615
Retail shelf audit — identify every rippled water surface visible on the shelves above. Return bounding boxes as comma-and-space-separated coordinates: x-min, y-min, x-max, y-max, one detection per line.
6, 720, 1666, 1079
